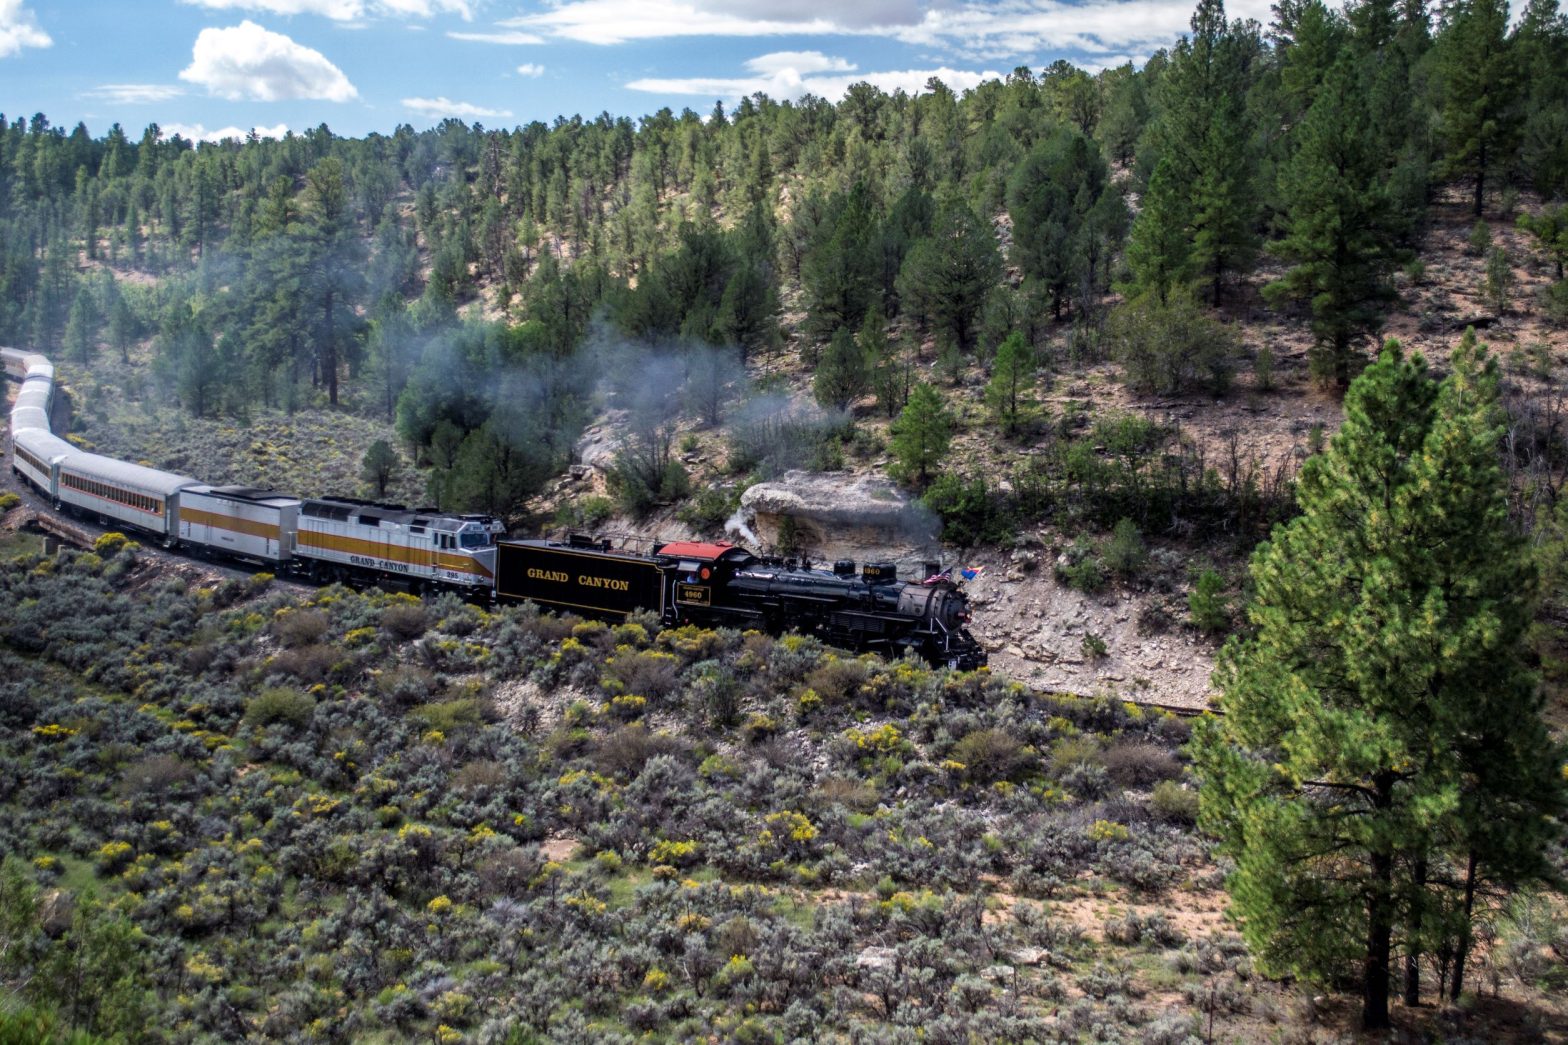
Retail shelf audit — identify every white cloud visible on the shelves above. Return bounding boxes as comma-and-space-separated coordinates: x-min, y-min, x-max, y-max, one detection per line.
627, 61, 1001, 104
507, 0, 1275, 58
515, 63, 545, 77
0, 0, 50, 58
744, 51, 854, 76
447, 29, 545, 43
713, 0, 925, 27
162, 121, 290, 142
502, 1, 839, 45
84, 84, 187, 104
402, 96, 513, 120
180, 0, 471, 21
887, 0, 1277, 58
180, 21, 359, 101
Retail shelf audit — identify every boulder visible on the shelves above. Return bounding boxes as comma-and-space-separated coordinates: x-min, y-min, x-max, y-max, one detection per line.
738, 470, 940, 552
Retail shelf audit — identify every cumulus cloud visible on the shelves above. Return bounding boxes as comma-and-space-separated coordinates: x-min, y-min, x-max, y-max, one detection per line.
447, 29, 545, 43
515, 63, 545, 77
627, 58, 1001, 104
84, 84, 187, 104
0, 0, 50, 58
506, 0, 1274, 58
180, 0, 471, 20
403, 96, 513, 119
180, 21, 359, 101
162, 121, 290, 142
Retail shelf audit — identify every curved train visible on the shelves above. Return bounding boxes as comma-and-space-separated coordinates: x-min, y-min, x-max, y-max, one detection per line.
2, 347, 986, 670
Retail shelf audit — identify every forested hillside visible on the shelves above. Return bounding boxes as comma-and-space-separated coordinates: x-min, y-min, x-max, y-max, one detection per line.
3, 0, 1567, 534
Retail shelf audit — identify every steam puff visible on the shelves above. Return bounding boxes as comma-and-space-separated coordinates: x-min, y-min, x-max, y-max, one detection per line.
179, 21, 359, 102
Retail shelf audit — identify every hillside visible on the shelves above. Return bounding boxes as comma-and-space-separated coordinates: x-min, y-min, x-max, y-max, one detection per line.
0, 539, 1564, 1042
4, 0, 1568, 1038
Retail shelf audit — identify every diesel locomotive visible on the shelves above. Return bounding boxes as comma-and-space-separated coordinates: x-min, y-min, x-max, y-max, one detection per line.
4, 346, 986, 670
496, 537, 988, 669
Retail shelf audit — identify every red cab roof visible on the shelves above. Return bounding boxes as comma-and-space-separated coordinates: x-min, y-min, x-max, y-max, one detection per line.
656, 541, 740, 561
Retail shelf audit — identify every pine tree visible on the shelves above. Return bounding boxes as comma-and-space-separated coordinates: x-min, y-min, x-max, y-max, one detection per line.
1265, 55, 1403, 387
889, 381, 953, 488
1514, 0, 1568, 197
1518, 203, 1568, 280
1132, 0, 1259, 305
1436, 0, 1522, 216
1007, 128, 1113, 319
800, 181, 881, 340
299, 157, 367, 406
1123, 158, 1195, 304
985, 331, 1036, 436
1195, 339, 1565, 1029
864, 308, 910, 418
813, 326, 871, 412
360, 439, 401, 498
897, 199, 1002, 355
62, 285, 98, 364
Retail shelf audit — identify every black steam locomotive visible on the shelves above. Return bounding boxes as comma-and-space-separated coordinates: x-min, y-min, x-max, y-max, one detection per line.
496, 536, 988, 670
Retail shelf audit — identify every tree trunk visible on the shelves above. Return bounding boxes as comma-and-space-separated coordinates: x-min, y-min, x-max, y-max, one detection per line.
325, 289, 339, 407
1405, 857, 1427, 1007
1364, 773, 1396, 1030
1474, 140, 1487, 218
1450, 850, 1480, 1001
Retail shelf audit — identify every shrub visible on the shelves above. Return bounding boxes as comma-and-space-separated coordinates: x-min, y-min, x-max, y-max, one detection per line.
268, 644, 338, 683
0, 492, 19, 511
593, 724, 686, 779
804, 657, 871, 705
1483, 246, 1515, 315
1253, 343, 1275, 392
1188, 570, 1228, 633
555, 494, 615, 531
453, 760, 506, 791
93, 531, 132, 557
1150, 780, 1200, 824
120, 753, 195, 795
1110, 291, 1239, 396
949, 728, 1032, 783
382, 603, 430, 640
923, 474, 1015, 546
410, 699, 484, 734
676, 484, 740, 534
1056, 536, 1106, 593
1080, 632, 1108, 660
1102, 741, 1181, 787
603, 649, 682, 702
1467, 218, 1491, 256
378, 665, 438, 708
244, 686, 316, 730
272, 608, 329, 648
1103, 518, 1146, 580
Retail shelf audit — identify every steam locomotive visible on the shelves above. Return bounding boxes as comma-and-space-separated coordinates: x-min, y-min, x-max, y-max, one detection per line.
497, 537, 988, 670
3, 346, 986, 670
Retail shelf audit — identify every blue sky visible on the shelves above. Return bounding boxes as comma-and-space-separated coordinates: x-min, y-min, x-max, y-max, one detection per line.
0, 0, 1272, 142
